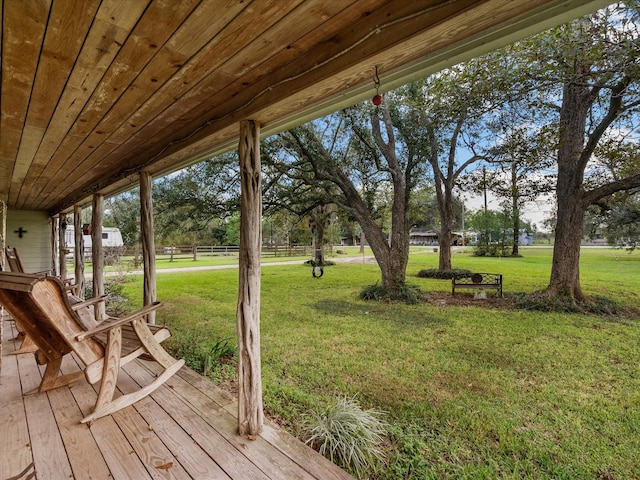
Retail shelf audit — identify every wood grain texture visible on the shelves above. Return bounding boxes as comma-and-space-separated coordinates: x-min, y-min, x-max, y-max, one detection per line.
139, 362, 317, 480
141, 171, 157, 324
17, 351, 75, 479
0, 0, 586, 212
0, 335, 34, 480
237, 120, 264, 437
92, 193, 106, 321
1, 321, 355, 479
121, 362, 232, 479
73, 205, 86, 299
48, 355, 113, 479
127, 362, 271, 480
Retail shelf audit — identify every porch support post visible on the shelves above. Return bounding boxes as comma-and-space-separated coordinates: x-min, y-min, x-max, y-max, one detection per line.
140, 170, 156, 325
74, 205, 85, 299
51, 216, 58, 274
58, 214, 67, 281
1, 200, 5, 371
1, 200, 6, 270
236, 119, 264, 437
92, 193, 106, 321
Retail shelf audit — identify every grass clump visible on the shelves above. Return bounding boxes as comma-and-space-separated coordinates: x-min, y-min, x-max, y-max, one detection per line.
416, 268, 472, 279
303, 395, 388, 478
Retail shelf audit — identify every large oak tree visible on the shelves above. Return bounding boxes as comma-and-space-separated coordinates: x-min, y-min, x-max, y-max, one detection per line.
518, 4, 640, 299
265, 102, 427, 297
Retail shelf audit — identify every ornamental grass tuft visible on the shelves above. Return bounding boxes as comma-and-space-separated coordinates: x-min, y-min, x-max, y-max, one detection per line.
303, 395, 388, 478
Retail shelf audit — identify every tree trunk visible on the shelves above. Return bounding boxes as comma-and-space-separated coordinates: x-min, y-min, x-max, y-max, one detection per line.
438, 227, 452, 271
436, 188, 455, 271
314, 221, 325, 266
58, 215, 67, 280
92, 194, 106, 322
511, 165, 519, 256
549, 205, 586, 299
548, 81, 590, 300
74, 205, 85, 299
236, 120, 264, 438
512, 213, 519, 256
140, 171, 157, 324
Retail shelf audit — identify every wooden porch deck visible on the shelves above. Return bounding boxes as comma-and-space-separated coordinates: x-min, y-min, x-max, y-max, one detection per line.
0, 316, 354, 480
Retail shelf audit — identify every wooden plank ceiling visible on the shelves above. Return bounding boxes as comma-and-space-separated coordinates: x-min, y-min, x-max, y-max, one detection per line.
1, 0, 610, 215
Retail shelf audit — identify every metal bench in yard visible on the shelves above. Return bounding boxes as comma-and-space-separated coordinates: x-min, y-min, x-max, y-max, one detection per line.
452, 272, 503, 298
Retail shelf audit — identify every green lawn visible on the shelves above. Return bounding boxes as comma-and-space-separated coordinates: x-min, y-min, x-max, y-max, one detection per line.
120, 247, 640, 479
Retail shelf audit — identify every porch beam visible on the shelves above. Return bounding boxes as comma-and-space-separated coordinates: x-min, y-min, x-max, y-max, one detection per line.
140, 170, 156, 325
92, 193, 105, 321
74, 205, 85, 299
236, 119, 264, 437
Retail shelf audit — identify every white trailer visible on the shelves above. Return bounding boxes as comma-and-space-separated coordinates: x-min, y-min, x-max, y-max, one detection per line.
64, 226, 124, 257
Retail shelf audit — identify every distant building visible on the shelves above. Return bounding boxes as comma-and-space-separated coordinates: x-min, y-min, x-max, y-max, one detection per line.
409, 229, 464, 246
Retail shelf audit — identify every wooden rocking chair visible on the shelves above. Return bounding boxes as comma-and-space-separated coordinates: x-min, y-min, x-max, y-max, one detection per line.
4, 245, 77, 354
0, 272, 184, 423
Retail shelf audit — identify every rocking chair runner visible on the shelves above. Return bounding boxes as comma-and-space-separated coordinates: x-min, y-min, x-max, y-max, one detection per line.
0, 272, 184, 423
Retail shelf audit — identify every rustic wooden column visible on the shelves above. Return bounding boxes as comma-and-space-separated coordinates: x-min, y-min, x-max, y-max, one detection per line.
140, 170, 157, 325
237, 119, 264, 437
1, 200, 5, 371
92, 194, 106, 321
1, 200, 6, 271
51, 216, 58, 274
74, 205, 85, 299
58, 214, 67, 281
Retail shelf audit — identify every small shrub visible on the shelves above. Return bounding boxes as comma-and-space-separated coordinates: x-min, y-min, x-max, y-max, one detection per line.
360, 283, 388, 302
83, 279, 130, 316
416, 268, 472, 280
165, 330, 207, 372
304, 259, 336, 266
167, 332, 237, 376
514, 292, 623, 315
303, 396, 387, 478
588, 296, 622, 315
203, 338, 237, 376
360, 282, 424, 304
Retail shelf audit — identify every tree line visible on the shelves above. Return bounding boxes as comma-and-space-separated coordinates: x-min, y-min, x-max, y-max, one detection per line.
105, 3, 640, 302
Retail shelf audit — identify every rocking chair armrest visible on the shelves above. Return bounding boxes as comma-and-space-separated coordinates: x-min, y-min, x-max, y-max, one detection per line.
76, 302, 163, 341
71, 295, 109, 311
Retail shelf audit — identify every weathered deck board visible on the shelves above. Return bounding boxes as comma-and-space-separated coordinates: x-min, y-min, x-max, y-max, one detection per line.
0, 324, 34, 480
0, 318, 354, 480
130, 360, 315, 480
17, 350, 75, 479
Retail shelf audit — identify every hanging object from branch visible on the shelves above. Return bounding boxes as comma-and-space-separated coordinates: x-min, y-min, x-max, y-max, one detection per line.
372, 65, 383, 106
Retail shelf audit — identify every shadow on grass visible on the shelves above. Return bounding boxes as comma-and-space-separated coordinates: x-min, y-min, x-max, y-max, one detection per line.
314, 299, 451, 327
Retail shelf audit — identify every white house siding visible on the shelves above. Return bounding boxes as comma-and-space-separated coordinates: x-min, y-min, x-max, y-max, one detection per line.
5, 210, 52, 273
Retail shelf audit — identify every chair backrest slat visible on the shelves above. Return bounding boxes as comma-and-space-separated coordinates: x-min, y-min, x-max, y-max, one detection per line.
5, 246, 25, 273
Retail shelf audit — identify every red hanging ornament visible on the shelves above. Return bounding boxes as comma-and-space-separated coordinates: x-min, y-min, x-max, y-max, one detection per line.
372, 65, 382, 106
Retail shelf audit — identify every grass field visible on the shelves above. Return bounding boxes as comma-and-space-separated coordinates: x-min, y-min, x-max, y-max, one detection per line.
119, 247, 640, 479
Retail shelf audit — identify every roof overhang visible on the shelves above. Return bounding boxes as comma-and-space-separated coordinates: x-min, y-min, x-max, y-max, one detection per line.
0, 0, 612, 214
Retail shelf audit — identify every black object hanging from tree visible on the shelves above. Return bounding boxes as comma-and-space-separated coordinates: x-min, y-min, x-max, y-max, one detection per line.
311, 260, 324, 278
